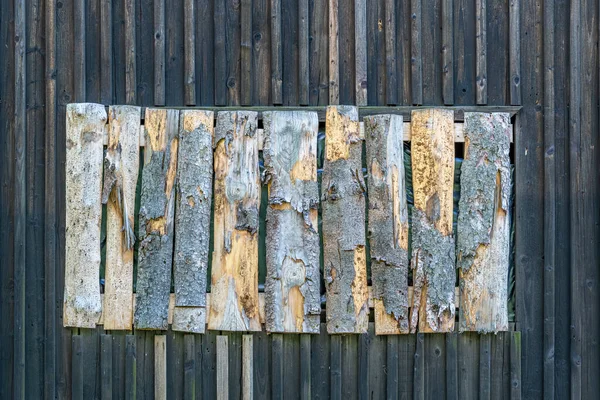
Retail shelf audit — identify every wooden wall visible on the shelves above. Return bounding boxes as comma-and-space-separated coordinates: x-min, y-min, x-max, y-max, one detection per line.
0, 0, 596, 398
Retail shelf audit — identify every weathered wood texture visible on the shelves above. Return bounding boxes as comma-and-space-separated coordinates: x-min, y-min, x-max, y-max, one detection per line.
102, 105, 141, 330
263, 111, 321, 333
364, 115, 410, 335
322, 106, 368, 334
208, 111, 261, 332
135, 109, 179, 329
64, 103, 107, 328
172, 110, 214, 333
410, 109, 456, 333
457, 113, 511, 333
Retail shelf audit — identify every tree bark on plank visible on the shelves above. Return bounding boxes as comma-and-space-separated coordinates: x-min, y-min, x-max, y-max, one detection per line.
409, 109, 456, 333
172, 110, 214, 333
134, 108, 179, 330
208, 111, 261, 332
457, 112, 511, 333
322, 105, 368, 334
64, 103, 107, 328
102, 105, 141, 330
364, 114, 410, 335
263, 111, 320, 333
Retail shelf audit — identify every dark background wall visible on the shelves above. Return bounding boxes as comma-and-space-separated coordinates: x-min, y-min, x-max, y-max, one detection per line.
0, 0, 596, 398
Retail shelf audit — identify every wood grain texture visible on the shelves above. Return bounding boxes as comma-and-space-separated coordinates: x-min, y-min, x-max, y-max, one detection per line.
184, 0, 196, 105
173, 110, 214, 333
155, 335, 167, 400
354, 0, 367, 105
216, 336, 229, 400
263, 111, 320, 333
328, 0, 339, 104
322, 106, 368, 334
242, 335, 253, 399
442, 0, 454, 104
475, 0, 487, 104
125, 0, 137, 104
154, 0, 166, 105
135, 108, 179, 329
241, 0, 252, 105
409, 109, 455, 333
509, 0, 521, 105
208, 111, 261, 331
364, 115, 409, 335
385, 0, 398, 105
271, 0, 283, 104
102, 105, 141, 330
64, 103, 107, 328
458, 113, 511, 333
411, 0, 423, 104
299, 0, 310, 105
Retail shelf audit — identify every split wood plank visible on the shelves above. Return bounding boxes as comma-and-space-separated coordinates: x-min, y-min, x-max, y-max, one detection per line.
364, 115, 410, 335
155, 335, 167, 400
409, 109, 456, 333
322, 106, 368, 334
208, 111, 261, 332
135, 108, 179, 330
64, 103, 107, 328
263, 111, 321, 333
173, 110, 214, 333
101, 105, 141, 330
457, 112, 511, 333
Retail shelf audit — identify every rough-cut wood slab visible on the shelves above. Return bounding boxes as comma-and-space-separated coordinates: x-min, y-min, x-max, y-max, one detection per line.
458, 112, 511, 333
208, 111, 261, 332
365, 115, 410, 335
263, 111, 320, 333
322, 106, 368, 334
172, 110, 214, 333
134, 108, 179, 330
101, 105, 141, 330
409, 109, 456, 333
64, 103, 107, 328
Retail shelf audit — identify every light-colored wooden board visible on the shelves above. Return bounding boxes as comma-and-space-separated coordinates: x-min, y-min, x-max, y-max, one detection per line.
216, 336, 229, 400
242, 335, 253, 400
155, 335, 167, 400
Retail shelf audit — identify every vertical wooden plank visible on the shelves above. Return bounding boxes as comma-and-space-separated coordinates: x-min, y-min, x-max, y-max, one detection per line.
367, 323, 386, 399
398, 334, 415, 399
125, 335, 136, 400
81, 330, 100, 399
137, 0, 155, 106
241, 0, 253, 105
102, 105, 141, 331
252, 0, 271, 105
409, 109, 455, 333
197, 0, 215, 105
441, 0, 454, 104
100, 0, 113, 103
173, 110, 214, 334
328, 0, 339, 104
184, 335, 196, 400
263, 111, 320, 333
216, 336, 229, 400
271, 334, 284, 399
112, 332, 126, 399
413, 333, 424, 400
458, 332, 479, 399
208, 111, 261, 332
446, 332, 458, 400
457, 113, 511, 333
454, 0, 475, 104
486, 0, 509, 105
410, 0, 422, 104
228, 333, 243, 399
420, 0, 442, 105
509, 0, 520, 104
64, 103, 106, 328
154, 0, 166, 105
510, 332, 521, 399
386, 336, 399, 399
354, 0, 367, 105
101, 335, 113, 400
73, 0, 85, 101
357, 326, 370, 399
424, 335, 446, 399
226, 0, 241, 105
479, 334, 492, 399
475, 0, 487, 104
365, 115, 409, 335
322, 106, 367, 334
253, 331, 271, 399
135, 109, 179, 330
134, 333, 146, 399
215, 0, 227, 105
311, 326, 330, 399
310, 0, 329, 105
184, 0, 196, 105
385, 0, 398, 105
283, 335, 301, 397
271, 0, 283, 104
165, 0, 184, 106
125, 0, 137, 104
282, 0, 299, 105
202, 331, 218, 399
155, 335, 167, 400
338, 0, 355, 104
341, 335, 358, 400
299, 0, 310, 105
397, 0, 412, 104
490, 333, 506, 400
167, 332, 184, 399
242, 335, 254, 400
300, 335, 311, 399
330, 335, 342, 400
72, 335, 84, 400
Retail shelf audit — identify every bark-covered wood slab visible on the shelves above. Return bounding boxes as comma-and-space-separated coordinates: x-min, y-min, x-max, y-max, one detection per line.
322, 105, 368, 334
409, 109, 456, 333
458, 112, 511, 333
101, 105, 141, 330
64, 103, 107, 328
172, 110, 214, 333
134, 108, 179, 330
207, 111, 261, 332
364, 115, 410, 335
263, 111, 320, 333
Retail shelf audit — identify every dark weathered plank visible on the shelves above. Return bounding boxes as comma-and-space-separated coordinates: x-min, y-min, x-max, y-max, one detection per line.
458, 332, 479, 399
424, 334, 445, 399
271, 0, 283, 104
328, 0, 339, 104
479, 334, 492, 399
311, 326, 330, 399
138, 0, 155, 106
73, 0, 85, 101
154, 0, 166, 105
446, 332, 458, 400
283, 335, 301, 399
202, 330, 217, 399
410, 0, 422, 104
282, 0, 299, 105
228, 333, 243, 399
253, 331, 271, 399
101, 334, 113, 400
165, 0, 184, 105
442, 0, 454, 104
300, 335, 311, 399
454, 0, 475, 104
386, 336, 399, 399
310, 0, 329, 105
184, 335, 195, 400
197, 0, 215, 105
184, 0, 196, 105
299, 0, 310, 105
167, 332, 184, 399
272, 334, 284, 398
241, 0, 252, 105
341, 335, 358, 400
112, 332, 126, 399
125, 335, 136, 400
330, 335, 342, 400
125, 0, 137, 104
252, 0, 270, 105
338, 0, 355, 104
510, 332, 522, 399
398, 334, 415, 399
100, 0, 113, 103
509, 0, 521, 104
367, 323, 386, 398
475, 0, 487, 104
72, 335, 84, 400
385, 0, 397, 105
354, 0, 367, 105
81, 330, 100, 399
413, 333, 424, 400
420, 0, 442, 104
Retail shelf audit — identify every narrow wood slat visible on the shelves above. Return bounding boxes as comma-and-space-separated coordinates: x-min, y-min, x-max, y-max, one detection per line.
101, 335, 113, 400
366, 323, 385, 398
154, 0, 166, 105
300, 335, 311, 399
510, 332, 521, 399
322, 106, 368, 334
184, 335, 195, 400
214, 0, 227, 105
125, 0, 137, 104
184, 0, 196, 105
458, 112, 511, 332
125, 335, 136, 400
411, 0, 423, 105
72, 335, 84, 400
73, 0, 85, 101
354, 0, 367, 105
208, 111, 261, 331
155, 335, 167, 400
475, 0, 487, 104
271, 0, 283, 104
413, 333, 425, 400
310, 0, 329, 105
385, 0, 398, 105
112, 332, 126, 399
425, 334, 446, 399
299, 0, 310, 105
241, 0, 253, 105
442, 0, 454, 104
446, 332, 459, 400
458, 332, 479, 399
202, 331, 217, 398
328, 0, 339, 104
330, 335, 342, 400
102, 105, 141, 330
173, 110, 214, 333
252, 0, 270, 105
479, 334, 492, 399
509, 0, 520, 104
271, 334, 284, 398
64, 103, 107, 328
365, 115, 409, 335
386, 336, 399, 399
263, 111, 320, 333
409, 109, 455, 333
135, 109, 179, 329
216, 336, 229, 400
242, 335, 254, 400
100, 0, 113, 103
